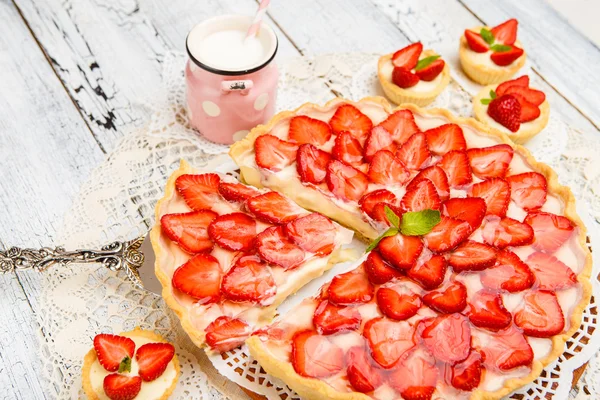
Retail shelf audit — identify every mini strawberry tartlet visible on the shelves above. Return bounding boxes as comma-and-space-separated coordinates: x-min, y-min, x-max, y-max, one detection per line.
82, 328, 179, 400
473, 75, 549, 143
460, 19, 526, 85
378, 42, 450, 106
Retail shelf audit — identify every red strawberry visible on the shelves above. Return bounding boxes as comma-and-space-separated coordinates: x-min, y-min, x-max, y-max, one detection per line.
507, 172, 547, 211
205, 316, 251, 353
326, 160, 369, 201
504, 85, 546, 106
407, 255, 447, 290
313, 300, 362, 335
420, 314, 471, 363
346, 346, 384, 393
172, 254, 222, 303
359, 189, 398, 219
496, 75, 530, 97
367, 150, 410, 185
451, 350, 483, 391
487, 94, 521, 132
524, 211, 574, 253
424, 216, 472, 253
363, 317, 415, 368
103, 374, 142, 400
363, 126, 397, 162
480, 250, 534, 292
467, 144, 514, 179
256, 225, 305, 269
526, 252, 578, 290
422, 281, 468, 313
401, 179, 441, 212
254, 134, 298, 171
511, 93, 541, 122
296, 144, 331, 184
392, 42, 423, 69
467, 290, 512, 331
247, 191, 306, 224
514, 290, 565, 337
371, 203, 405, 226
329, 104, 373, 142
332, 131, 364, 165
491, 18, 518, 45
464, 30, 489, 53
291, 330, 344, 378
388, 348, 438, 400
161, 210, 217, 253
288, 115, 332, 145
424, 123, 466, 155
481, 325, 533, 371
415, 59, 445, 81
176, 173, 222, 211
392, 67, 420, 89
491, 45, 524, 66
408, 166, 450, 202
375, 109, 420, 143
442, 197, 487, 230
449, 240, 497, 272
468, 178, 510, 217
135, 342, 175, 381
327, 268, 374, 305
285, 213, 337, 255
481, 216, 534, 249
218, 181, 259, 202
438, 150, 473, 187
377, 287, 421, 321
93, 334, 136, 372
364, 251, 404, 285
221, 254, 276, 304
378, 234, 424, 270
208, 212, 256, 252
395, 132, 431, 170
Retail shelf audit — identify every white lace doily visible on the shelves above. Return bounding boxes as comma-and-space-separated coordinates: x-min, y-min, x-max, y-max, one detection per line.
38, 52, 600, 400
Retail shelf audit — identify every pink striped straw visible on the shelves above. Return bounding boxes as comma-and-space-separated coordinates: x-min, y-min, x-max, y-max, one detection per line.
246, 0, 270, 38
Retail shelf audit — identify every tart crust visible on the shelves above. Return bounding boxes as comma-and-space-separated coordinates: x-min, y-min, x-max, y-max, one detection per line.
82, 327, 180, 400
232, 97, 592, 400
473, 84, 550, 144
378, 50, 450, 106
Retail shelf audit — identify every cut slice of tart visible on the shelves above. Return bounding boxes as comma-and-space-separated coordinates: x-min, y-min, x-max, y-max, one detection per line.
150, 160, 354, 354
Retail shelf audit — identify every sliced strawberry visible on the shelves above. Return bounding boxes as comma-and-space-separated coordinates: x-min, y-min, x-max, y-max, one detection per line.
424, 216, 472, 253
172, 254, 222, 303
507, 172, 547, 211
496, 75, 530, 97
254, 134, 298, 171
175, 173, 221, 211
524, 211, 574, 253
442, 197, 487, 230
424, 124, 466, 155
419, 314, 471, 363
392, 42, 423, 69
296, 144, 331, 184
247, 191, 306, 224
467, 290, 512, 331
491, 45, 524, 66
451, 350, 483, 391
93, 334, 136, 372
378, 234, 424, 270
329, 104, 373, 142
375, 109, 420, 143
346, 346, 384, 393
218, 181, 260, 202
364, 251, 404, 285
407, 255, 447, 290
487, 94, 521, 132
504, 85, 546, 106
363, 317, 415, 368
480, 250, 534, 293
481, 215, 534, 249
135, 342, 175, 381
327, 268, 374, 305
468, 178, 510, 217
326, 160, 369, 201
395, 132, 431, 170
221, 254, 276, 304
467, 144, 514, 179
363, 126, 397, 162
392, 67, 420, 89
464, 30, 489, 53
449, 240, 497, 272
481, 325, 533, 371
514, 290, 565, 337
313, 300, 362, 335
285, 213, 337, 255
103, 374, 142, 400
401, 179, 441, 212
377, 287, 421, 321
408, 166, 450, 202
256, 225, 305, 269
490, 18, 518, 45
359, 189, 398, 219
438, 150, 473, 187
208, 212, 256, 251
161, 210, 217, 253
415, 59, 445, 81
332, 131, 364, 165
526, 252, 577, 290
422, 281, 468, 314
291, 330, 344, 378
370, 203, 404, 226
388, 348, 438, 400
205, 316, 251, 353
367, 150, 410, 185
511, 92, 541, 122
288, 115, 332, 145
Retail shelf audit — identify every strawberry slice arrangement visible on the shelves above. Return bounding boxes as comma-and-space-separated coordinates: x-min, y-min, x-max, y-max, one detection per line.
464, 19, 524, 66
389, 42, 446, 89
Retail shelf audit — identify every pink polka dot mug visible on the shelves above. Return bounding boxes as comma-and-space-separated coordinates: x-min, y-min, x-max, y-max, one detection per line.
185, 15, 279, 145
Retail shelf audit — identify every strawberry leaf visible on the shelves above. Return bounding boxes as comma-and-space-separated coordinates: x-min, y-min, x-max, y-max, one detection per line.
118, 356, 132, 373
415, 55, 441, 71
480, 28, 495, 45
400, 209, 441, 236
481, 98, 492, 105
491, 44, 512, 53
384, 205, 401, 228
366, 227, 399, 253
490, 90, 497, 99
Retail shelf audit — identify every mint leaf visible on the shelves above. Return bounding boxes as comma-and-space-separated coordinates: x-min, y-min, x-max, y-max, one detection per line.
118, 356, 132, 373
384, 205, 401, 228
490, 90, 497, 99
400, 210, 441, 236
366, 227, 398, 253
490, 44, 511, 53
415, 55, 441, 71
481, 98, 492, 105
480, 28, 494, 45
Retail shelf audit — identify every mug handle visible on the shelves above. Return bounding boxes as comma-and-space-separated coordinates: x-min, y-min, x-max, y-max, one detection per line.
221, 80, 253, 95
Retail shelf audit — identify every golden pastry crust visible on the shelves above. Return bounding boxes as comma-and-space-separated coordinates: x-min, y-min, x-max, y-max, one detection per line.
82, 327, 180, 400
459, 28, 527, 85
233, 97, 592, 400
473, 84, 550, 144
377, 50, 450, 106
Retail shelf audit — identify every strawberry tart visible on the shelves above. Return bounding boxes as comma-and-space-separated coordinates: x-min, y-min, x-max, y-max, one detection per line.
473, 75, 550, 143
460, 19, 526, 85
82, 328, 179, 400
378, 42, 450, 106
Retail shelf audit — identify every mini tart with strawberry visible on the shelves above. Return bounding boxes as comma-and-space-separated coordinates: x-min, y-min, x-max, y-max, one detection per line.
82, 328, 179, 400
378, 42, 450, 106
150, 160, 354, 354
231, 97, 591, 399
460, 19, 526, 85
473, 75, 549, 144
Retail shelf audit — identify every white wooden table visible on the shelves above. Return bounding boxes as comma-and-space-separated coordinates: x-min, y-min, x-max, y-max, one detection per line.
0, 0, 598, 398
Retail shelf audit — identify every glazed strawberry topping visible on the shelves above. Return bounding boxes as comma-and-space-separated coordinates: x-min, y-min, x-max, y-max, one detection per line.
464, 30, 489, 53
481, 325, 533, 371
496, 75, 530, 96
525, 211, 574, 253
291, 330, 344, 378
94, 334, 136, 372
442, 197, 487, 230
218, 181, 259, 202
401, 179, 441, 212
422, 281, 468, 314
407, 255, 447, 290
313, 300, 362, 335
376, 109, 420, 143
376, 286, 421, 321
254, 134, 298, 171
161, 210, 217, 253
507, 172, 547, 211
327, 268, 374, 305
451, 350, 483, 391
481, 215, 534, 249
364, 250, 404, 285
491, 45, 524, 66
256, 225, 305, 270
388, 348, 438, 400
247, 191, 307, 224
103, 374, 142, 400
363, 317, 415, 368
415, 59, 445, 81
367, 150, 410, 185
288, 115, 332, 145
395, 131, 431, 170
487, 94, 521, 132
363, 126, 397, 161
326, 159, 369, 201
359, 189, 399, 220
176, 173, 222, 211
491, 19, 518, 45
514, 290, 565, 337
345, 346, 384, 393
208, 212, 257, 251
329, 104, 373, 142
437, 150, 473, 187
135, 342, 175, 382
467, 290, 512, 330
221, 255, 276, 304
424, 124, 466, 155
449, 240, 497, 272
480, 250, 535, 293
419, 314, 471, 363
408, 166, 450, 202
484, 76, 546, 129
392, 67, 420, 89
467, 144, 514, 179
526, 252, 578, 290
392, 42, 423, 69
423, 216, 472, 253
205, 316, 251, 353
332, 131, 364, 165
468, 178, 510, 217
172, 254, 222, 303
296, 143, 331, 184
285, 213, 337, 255
379, 233, 424, 270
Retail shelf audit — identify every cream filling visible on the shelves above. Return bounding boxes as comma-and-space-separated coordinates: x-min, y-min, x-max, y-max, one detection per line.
379, 58, 444, 94
462, 33, 525, 71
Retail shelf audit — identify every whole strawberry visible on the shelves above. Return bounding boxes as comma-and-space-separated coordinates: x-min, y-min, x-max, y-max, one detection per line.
487, 94, 521, 132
